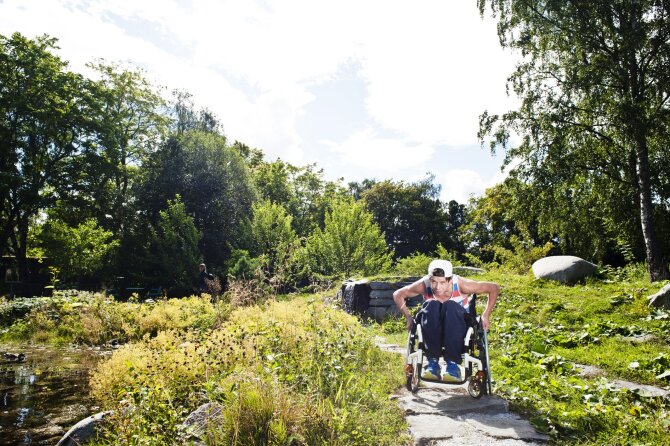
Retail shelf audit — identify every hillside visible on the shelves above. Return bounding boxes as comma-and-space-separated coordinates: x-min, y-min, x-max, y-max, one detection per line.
376, 268, 670, 444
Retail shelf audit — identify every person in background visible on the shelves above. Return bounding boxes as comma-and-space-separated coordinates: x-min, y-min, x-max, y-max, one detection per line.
393, 259, 499, 382
198, 263, 214, 294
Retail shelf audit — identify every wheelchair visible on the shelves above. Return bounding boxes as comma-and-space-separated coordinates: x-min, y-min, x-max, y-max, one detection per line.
404, 295, 492, 398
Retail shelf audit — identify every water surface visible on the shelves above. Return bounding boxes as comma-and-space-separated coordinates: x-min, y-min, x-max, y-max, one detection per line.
0, 345, 108, 445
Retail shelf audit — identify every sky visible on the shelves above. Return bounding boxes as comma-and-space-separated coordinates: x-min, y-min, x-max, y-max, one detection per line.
0, 0, 520, 204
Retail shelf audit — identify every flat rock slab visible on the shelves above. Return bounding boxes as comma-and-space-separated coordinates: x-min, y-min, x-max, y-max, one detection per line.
379, 339, 549, 445
611, 379, 670, 399
575, 363, 670, 399
399, 388, 549, 445
397, 387, 509, 415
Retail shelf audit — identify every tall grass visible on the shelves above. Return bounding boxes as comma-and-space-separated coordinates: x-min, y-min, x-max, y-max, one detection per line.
89, 298, 409, 445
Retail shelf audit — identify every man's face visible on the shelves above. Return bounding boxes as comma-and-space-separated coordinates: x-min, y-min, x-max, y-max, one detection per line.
430, 276, 452, 298
199, 265, 205, 272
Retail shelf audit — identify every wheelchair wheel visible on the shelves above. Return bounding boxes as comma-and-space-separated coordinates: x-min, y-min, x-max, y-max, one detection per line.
467, 377, 483, 399
406, 355, 421, 393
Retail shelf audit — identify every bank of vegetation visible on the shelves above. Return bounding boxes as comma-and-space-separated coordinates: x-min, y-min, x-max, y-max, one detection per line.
0, 290, 409, 445
2, 263, 669, 445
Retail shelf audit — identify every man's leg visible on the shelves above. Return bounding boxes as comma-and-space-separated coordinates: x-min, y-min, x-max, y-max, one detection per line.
420, 300, 443, 379
442, 300, 467, 364
420, 300, 443, 358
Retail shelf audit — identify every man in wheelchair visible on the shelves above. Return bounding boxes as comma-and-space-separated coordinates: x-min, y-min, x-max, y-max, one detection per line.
393, 260, 499, 383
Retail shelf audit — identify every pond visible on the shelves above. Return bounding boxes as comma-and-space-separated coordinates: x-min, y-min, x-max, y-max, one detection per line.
0, 345, 109, 445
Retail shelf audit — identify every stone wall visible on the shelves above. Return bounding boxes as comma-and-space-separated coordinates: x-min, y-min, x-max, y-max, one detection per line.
339, 277, 421, 322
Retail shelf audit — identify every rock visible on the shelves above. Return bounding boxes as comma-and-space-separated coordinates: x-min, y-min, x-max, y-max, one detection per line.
56, 411, 113, 446
369, 298, 396, 307
647, 284, 670, 309
181, 402, 225, 440
396, 387, 549, 445
370, 289, 395, 299
340, 279, 370, 314
532, 256, 598, 284
2, 352, 26, 362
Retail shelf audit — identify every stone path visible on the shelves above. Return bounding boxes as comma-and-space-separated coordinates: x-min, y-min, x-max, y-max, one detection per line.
377, 340, 550, 445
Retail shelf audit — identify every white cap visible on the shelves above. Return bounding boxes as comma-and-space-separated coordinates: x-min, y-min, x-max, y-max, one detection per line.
428, 259, 453, 277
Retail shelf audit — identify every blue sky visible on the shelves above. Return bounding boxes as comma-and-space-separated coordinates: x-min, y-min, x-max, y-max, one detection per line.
1, 0, 519, 203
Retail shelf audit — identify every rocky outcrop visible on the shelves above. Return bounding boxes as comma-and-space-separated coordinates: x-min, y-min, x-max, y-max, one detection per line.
532, 256, 598, 284
647, 284, 670, 309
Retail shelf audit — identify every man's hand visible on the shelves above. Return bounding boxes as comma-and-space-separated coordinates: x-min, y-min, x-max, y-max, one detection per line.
481, 313, 491, 330
405, 313, 414, 332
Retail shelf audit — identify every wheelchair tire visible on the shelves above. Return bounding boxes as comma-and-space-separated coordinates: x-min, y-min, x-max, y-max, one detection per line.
406, 356, 421, 393
467, 378, 484, 399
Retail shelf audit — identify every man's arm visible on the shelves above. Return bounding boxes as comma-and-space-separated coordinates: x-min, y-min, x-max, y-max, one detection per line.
459, 278, 500, 330
393, 279, 425, 331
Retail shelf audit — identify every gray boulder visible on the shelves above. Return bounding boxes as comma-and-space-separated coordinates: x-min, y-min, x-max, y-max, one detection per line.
532, 256, 598, 284
180, 402, 225, 442
647, 284, 670, 309
56, 411, 113, 446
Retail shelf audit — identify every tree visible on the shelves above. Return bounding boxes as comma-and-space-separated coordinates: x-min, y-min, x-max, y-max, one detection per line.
40, 218, 119, 285
148, 195, 202, 291
141, 130, 256, 268
478, 0, 670, 280
87, 61, 167, 237
360, 176, 450, 258
251, 158, 348, 237
305, 198, 392, 277
249, 200, 297, 277
0, 33, 95, 281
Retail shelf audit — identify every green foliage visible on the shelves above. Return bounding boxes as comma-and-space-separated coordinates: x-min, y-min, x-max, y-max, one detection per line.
482, 272, 670, 443
358, 176, 459, 258
148, 195, 202, 291
305, 198, 392, 278
251, 158, 348, 237
90, 299, 409, 445
392, 252, 432, 276
0, 292, 230, 345
39, 218, 119, 282
489, 234, 553, 274
249, 200, 297, 277
140, 130, 256, 270
0, 32, 95, 271
477, 0, 670, 280
225, 249, 260, 280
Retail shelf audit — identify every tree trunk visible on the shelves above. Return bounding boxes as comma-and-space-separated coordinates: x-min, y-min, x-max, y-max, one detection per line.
634, 136, 669, 281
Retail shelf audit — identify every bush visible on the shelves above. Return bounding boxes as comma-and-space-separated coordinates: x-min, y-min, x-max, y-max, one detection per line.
392, 252, 432, 276
0, 292, 231, 345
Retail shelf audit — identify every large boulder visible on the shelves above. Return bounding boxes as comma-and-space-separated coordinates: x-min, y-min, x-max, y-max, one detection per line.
56, 411, 113, 446
647, 284, 670, 309
532, 256, 598, 284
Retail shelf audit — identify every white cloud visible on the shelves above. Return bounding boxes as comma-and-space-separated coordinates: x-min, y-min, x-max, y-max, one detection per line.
1, 0, 518, 184
439, 168, 508, 204
323, 128, 434, 172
